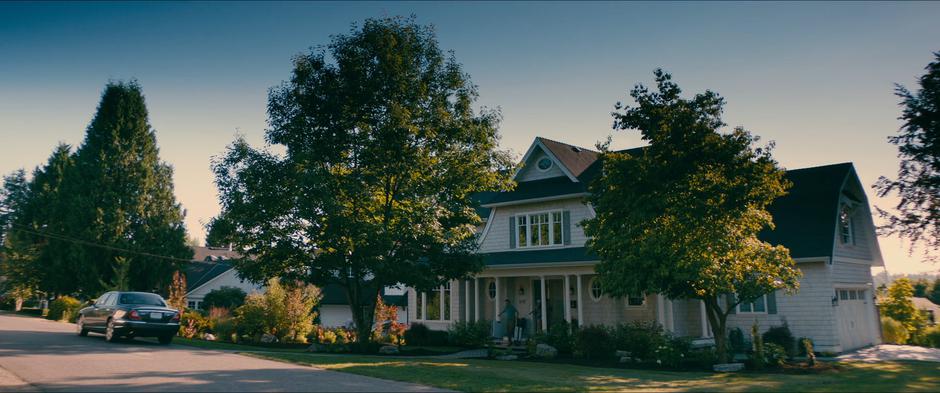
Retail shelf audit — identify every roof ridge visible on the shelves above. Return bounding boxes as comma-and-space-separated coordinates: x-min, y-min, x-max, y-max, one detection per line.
536, 137, 599, 154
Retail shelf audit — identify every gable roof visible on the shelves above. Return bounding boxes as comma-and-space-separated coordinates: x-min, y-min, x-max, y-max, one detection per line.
538, 137, 600, 179
183, 261, 234, 293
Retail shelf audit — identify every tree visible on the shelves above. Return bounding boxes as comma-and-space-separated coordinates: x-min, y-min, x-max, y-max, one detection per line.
167, 270, 187, 310
58, 81, 192, 295
201, 286, 247, 310
0, 170, 38, 310
875, 52, 940, 263
882, 278, 927, 341
913, 278, 930, 298
929, 278, 940, 305
212, 17, 512, 348
584, 70, 800, 363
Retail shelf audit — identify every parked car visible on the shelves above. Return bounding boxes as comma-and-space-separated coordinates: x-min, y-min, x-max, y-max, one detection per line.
76, 291, 180, 344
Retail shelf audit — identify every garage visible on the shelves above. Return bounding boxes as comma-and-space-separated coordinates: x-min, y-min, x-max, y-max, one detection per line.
836, 288, 876, 351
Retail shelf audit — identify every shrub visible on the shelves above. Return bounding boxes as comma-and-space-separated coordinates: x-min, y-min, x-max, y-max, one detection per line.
234, 294, 268, 342
611, 321, 668, 361
47, 296, 82, 322
448, 320, 490, 348
180, 310, 210, 339
404, 323, 431, 345
802, 338, 816, 366
762, 324, 797, 358
654, 337, 692, 368
749, 323, 765, 371
728, 327, 747, 354
881, 316, 909, 344
683, 347, 717, 370
763, 343, 787, 368
544, 321, 575, 355
574, 325, 614, 360
213, 318, 237, 342
922, 325, 940, 348
231, 279, 320, 343
202, 286, 247, 310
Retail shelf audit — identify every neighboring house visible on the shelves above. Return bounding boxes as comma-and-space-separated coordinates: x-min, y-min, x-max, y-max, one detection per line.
406, 137, 885, 353
912, 297, 940, 326
184, 246, 408, 327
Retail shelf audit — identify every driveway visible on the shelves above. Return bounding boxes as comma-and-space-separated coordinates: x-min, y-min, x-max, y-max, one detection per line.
837, 344, 940, 363
0, 312, 443, 392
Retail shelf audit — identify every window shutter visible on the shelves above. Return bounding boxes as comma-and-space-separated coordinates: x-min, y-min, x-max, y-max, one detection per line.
562, 210, 571, 245
767, 291, 777, 314
509, 216, 516, 249
726, 294, 736, 314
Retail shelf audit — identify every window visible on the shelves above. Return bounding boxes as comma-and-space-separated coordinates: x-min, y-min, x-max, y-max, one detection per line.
590, 278, 602, 301
187, 301, 197, 309
417, 283, 453, 321
627, 294, 645, 306
849, 290, 858, 300
488, 281, 497, 300
536, 157, 553, 171
738, 295, 767, 314
516, 211, 563, 248
839, 289, 849, 301
118, 293, 166, 306
839, 205, 854, 245
95, 293, 112, 307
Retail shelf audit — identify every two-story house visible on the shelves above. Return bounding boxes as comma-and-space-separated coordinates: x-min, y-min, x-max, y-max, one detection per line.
406, 137, 885, 353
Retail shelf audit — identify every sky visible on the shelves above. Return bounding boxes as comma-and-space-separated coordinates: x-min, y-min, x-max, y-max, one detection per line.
1, 1, 938, 275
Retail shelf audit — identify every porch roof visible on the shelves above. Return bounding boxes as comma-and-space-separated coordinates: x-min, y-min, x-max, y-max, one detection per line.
482, 246, 598, 266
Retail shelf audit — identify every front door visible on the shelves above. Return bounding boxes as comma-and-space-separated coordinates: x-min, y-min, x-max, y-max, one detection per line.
546, 279, 565, 328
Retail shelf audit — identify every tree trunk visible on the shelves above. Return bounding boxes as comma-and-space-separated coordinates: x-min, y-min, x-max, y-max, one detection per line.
703, 297, 730, 364
347, 284, 380, 353
14, 296, 23, 312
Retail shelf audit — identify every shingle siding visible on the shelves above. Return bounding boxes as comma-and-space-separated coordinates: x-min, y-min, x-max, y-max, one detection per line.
479, 198, 591, 253
517, 151, 567, 182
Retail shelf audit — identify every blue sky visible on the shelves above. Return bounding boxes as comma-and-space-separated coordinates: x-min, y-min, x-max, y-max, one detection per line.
1, 1, 938, 274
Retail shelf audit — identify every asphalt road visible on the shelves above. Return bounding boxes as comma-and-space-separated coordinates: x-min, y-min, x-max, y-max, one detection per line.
0, 312, 443, 392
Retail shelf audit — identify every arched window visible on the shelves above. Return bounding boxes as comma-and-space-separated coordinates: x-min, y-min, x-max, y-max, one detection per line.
590, 277, 602, 301
488, 281, 497, 300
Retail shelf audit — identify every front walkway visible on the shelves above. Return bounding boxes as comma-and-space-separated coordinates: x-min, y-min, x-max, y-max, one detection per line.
837, 344, 940, 363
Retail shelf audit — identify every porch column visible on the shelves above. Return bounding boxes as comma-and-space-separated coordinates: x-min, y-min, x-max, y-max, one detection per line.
665, 298, 675, 332
563, 274, 571, 324
699, 300, 711, 338
474, 278, 480, 322
539, 275, 547, 332
656, 294, 665, 328
465, 279, 470, 322
576, 274, 583, 327
494, 277, 500, 321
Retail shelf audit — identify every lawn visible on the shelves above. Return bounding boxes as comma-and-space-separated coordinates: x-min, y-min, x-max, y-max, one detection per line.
243, 352, 940, 392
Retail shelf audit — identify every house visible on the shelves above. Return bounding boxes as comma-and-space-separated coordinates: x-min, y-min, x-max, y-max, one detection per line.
912, 297, 940, 326
406, 137, 885, 353
183, 246, 408, 327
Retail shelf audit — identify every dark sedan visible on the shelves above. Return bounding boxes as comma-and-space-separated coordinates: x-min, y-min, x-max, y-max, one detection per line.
76, 291, 180, 344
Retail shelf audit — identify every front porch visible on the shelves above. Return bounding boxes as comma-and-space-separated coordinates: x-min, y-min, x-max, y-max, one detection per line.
408, 265, 714, 340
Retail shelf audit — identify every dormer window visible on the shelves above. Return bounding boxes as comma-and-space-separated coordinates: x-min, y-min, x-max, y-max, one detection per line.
839, 204, 855, 245
516, 211, 563, 247
536, 157, 553, 171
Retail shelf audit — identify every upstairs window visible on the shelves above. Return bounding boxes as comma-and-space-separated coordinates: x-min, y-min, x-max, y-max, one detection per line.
738, 295, 767, 314
839, 205, 855, 245
517, 211, 563, 248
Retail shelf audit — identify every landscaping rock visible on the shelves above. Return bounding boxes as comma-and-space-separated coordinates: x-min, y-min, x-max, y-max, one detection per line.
495, 354, 518, 361
712, 363, 745, 372
260, 333, 278, 344
305, 343, 323, 353
379, 345, 400, 355
202, 333, 216, 341
615, 350, 631, 358
535, 343, 558, 359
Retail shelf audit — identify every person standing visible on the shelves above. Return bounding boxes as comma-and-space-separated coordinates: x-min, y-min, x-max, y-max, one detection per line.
498, 299, 517, 341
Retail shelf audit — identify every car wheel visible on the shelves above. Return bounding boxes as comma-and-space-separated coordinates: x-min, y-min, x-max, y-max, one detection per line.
76, 315, 89, 337
158, 335, 173, 345
105, 319, 119, 342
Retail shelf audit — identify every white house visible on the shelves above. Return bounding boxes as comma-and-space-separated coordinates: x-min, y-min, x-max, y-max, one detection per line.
406, 137, 885, 353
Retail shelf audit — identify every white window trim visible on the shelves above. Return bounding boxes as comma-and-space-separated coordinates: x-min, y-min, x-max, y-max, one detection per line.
736, 295, 768, 314
515, 209, 564, 249
414, 283, 453, 322
536, 157, 554, 172
589, 277, 602, 302
839, 202, 856, 245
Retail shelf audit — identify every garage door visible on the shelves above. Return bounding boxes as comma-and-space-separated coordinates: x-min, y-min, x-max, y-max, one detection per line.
836, 288, 874, 351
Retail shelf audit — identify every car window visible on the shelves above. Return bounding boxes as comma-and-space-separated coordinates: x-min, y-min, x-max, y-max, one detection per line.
105, 293, 118, 306
118, 293, 166, 306
95, 293, 112, 307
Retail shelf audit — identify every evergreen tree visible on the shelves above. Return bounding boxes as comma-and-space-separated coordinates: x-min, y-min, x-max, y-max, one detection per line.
928, 279, 940, 305
61, 81, 192, 295
913, 278, 929, 298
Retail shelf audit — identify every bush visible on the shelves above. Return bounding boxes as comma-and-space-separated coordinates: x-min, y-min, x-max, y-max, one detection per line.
728, 327, 747, 354
802, 338, 816, 366
544, 321, 575, 355
230, 279, 320, 343
234, 293, 268, 342
611, 321, 668, 361
762, 324, 796, 358
180, 310, 210, 339
654, 337, 692, 368
574, 325, 614, 360
448, 320, 490, 348
202, 286, 247, 310
404, 323, 430, 345
749, 323, 765, 371
47, 296, 82, 322
763, 343, 787, 368
213, 318, 237, 342
922, 325, 940, 348
882, 316, 909, 344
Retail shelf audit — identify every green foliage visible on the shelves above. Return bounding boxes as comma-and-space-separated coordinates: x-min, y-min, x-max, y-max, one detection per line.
750, 323, 765, 371
610, 321, 668, 360
882, 278, 927, 340
929, 279, 940, 305
210, 17, 514, 346
234, 293, 268, 341
922, 325, 940, 348
180, 310, 210, 339
763, 343, 788, 368
874, 52, 940, 263
654, 337, 692, 369
46, 296, 82, 322
762, 324, 796, 358
167, 270, 187, 311
574, 325, 614, 360
584, 70, 800, 363
447, 320, 490, 348
802, 338, 816, 366
881, 316, 909, 344
404, 323, 449, 346
201, 286, 247, 310
728, 327, 747, 354
213, 318, 237, 342
913, 279, 930, 298
230, 279, 320, 343
543, 321, 575, 355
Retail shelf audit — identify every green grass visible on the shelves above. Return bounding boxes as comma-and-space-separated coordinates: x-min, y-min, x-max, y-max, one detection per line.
172, 337, 307, 353
244, 352, 940, 392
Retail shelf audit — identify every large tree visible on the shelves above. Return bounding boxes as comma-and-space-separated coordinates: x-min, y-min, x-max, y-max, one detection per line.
584, 70, 800, 363
875, 52, 940, 263
59, 82, 192, 294
212, 17, 512, 347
